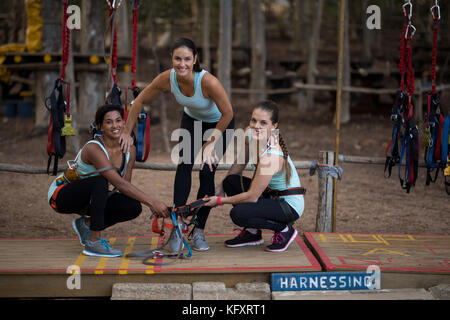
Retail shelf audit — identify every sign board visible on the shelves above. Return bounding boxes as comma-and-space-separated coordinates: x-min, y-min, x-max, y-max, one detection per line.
271, 268, 381, 291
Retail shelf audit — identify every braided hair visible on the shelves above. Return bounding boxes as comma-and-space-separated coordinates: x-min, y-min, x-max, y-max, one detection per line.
254, 100, 292, 185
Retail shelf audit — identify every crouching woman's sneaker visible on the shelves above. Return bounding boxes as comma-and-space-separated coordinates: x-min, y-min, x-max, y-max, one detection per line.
83, 237, 122, 257
265, 226, 298, 252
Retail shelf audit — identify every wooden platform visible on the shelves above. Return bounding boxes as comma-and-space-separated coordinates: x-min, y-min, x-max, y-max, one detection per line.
304, 232, 450, 289
0, 233, 320, 298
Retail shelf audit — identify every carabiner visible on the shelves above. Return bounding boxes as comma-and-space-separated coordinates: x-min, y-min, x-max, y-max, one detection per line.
430, 2, 440, 20
405, 23, 416, 40
402, 1, 413, 21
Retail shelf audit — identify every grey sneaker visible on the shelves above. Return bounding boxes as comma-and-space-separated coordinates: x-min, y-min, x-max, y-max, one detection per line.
72, 216, 90, 246
193, 228, 210, 251
83, 237, 122, 257
168, 225, 184, 254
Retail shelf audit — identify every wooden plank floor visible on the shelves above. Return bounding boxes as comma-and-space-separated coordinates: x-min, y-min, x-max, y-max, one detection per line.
0, 233, 320, 297
304, 232, 450, 289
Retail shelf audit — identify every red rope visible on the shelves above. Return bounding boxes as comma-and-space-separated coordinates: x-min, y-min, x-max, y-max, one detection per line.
131, 1, 139, 90
398, 18, 408, 92
59, 0, 70, 81
109, 8, 118, 85
431, 18, 438, 94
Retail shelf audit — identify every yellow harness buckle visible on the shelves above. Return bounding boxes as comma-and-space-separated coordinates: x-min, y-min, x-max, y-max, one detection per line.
61, 115, 76, 136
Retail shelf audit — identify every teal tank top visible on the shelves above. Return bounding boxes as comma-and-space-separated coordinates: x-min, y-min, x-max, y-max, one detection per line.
47, 140, 130, 202
170, 68, 222, 123
248, 129, 304, 217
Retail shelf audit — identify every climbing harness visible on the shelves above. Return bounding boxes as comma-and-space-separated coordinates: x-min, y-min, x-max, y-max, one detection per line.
88, 0, 124, 138
46, 0, 74, 176
442, 115, 450, 195
423, 1, 446, 186
263, 187, 307, 199
125, 0, 151, 162
126, 199, 209, 266
385, 1, 419, 193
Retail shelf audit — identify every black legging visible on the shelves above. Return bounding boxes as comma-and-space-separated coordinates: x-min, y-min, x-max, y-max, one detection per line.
222, 174, 299, 233
174, 112, 235, 229
53, 175, 142, 231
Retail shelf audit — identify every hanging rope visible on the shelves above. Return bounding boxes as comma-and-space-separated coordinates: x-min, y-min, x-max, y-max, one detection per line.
130, 0, 139, 91
105, 0, 122, 101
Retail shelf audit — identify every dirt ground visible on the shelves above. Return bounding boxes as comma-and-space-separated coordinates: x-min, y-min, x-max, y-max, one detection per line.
0, 95, 449, 240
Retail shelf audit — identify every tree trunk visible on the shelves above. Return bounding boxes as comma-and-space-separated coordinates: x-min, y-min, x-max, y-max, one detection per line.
337, 0, 351, 124
202, 0, 211, 71
34, 0, 61, 133
78, 0, 105, 131
217, 0, 232, 99
249, 0, 266, 104
306, 0, 323, 111
362, 0, 373, 62
233, 0, 249, 49
117, 0, 131, 87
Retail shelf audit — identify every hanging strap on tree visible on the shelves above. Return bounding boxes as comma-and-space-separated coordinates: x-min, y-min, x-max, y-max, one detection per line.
105, 0, 123, 108
90, 0, 124, 139
398, 0, 419, 193
423, 1, 443, 185
127, 0, 151, 162
441, 115, 450, 195
385, 1, 411, 179
46, 0, 73, 175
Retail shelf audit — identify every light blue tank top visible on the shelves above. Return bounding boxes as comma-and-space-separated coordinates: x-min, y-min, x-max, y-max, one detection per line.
47, 140, 130, 203
170, 68, 222, 123
248, 129, 304, 217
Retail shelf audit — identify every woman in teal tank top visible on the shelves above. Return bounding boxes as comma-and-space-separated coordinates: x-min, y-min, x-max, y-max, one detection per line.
120, 38, 234, 252
204, 101, 305, 252
48, 105, 170, 257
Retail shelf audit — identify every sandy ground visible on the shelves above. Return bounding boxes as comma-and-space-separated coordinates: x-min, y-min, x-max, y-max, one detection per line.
0, 97, 449, 240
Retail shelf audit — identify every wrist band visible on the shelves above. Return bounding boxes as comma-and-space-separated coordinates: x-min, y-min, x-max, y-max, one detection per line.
217, 196, 223, 206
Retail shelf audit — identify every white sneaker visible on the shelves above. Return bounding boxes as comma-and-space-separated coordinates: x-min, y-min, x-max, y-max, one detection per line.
193, 228, 210, 251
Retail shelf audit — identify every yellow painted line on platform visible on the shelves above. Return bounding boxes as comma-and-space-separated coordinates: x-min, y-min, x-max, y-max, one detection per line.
94, 237, 116, 275
377, 235, 389, 245
362, 248, 410, 256
146, 236, 159, 274
319, 234, 327, 242
339, 234, 348, 242
347, 234, 382, 243
73, 252, 86, 269
118, 237, 136, 275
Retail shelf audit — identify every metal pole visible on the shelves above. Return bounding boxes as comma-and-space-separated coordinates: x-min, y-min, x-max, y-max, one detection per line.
333, 0, 346, 232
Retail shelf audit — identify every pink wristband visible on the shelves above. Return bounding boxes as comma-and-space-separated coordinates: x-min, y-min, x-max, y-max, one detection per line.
217, 196, 223, 206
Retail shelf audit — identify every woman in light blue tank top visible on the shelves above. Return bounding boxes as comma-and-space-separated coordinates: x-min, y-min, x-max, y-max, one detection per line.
119, 38, 235, 252
204, 101, 305, 253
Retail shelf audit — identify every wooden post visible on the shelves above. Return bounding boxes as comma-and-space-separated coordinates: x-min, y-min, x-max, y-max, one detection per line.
249, 0, 266, 104
331, 0, 347, 232
78, 0, 105, 131
315, 151, 335, 232
218, 0, 232, 98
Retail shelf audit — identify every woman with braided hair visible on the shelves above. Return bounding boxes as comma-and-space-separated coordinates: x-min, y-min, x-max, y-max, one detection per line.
203, 100, 305, 252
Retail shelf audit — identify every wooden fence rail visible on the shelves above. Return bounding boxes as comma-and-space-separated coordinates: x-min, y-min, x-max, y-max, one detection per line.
0, 152, 431, 233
